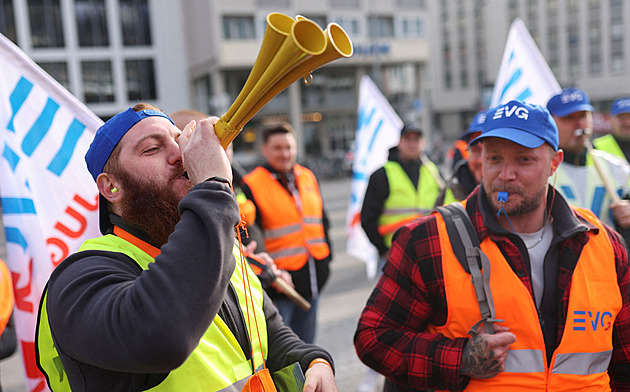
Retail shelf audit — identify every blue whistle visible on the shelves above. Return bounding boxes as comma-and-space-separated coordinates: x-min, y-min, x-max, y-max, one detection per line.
497, 192, 509, 203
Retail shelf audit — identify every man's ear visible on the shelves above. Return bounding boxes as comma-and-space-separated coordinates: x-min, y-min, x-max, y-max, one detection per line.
97, 173, 122, 204
550, 149, 564, 176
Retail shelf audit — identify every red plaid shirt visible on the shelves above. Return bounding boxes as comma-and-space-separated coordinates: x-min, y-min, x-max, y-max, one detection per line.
354, 186, 630, 391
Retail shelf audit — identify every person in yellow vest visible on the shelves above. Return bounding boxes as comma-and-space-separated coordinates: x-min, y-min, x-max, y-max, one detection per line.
354, 100, 630, 391
360, 123, 446, 267
547, 88, 630, 243
35, 104, 336, 391
242, 123, 332, 345
594, 97, 630, 164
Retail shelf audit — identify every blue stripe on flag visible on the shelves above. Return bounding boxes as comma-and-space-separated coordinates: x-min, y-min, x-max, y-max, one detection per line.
2, 144, 20, 171
499, 68, 523, 103
357, 106, 376, 134
560, 185, 575, 201
516, 88, 532, 102
5, 227, 27, 251
7, 77, 34, 133
1, 197, 37, 214
360, 118, 383, 169
47, 118, 86, 176
22, 98, 60, 157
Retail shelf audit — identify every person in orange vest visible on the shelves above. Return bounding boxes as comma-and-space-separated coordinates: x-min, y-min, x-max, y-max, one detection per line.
0, 259, 16, 392
242, 123, 332, 344
355, 100, 630, 391
0, 260, 12, 339
360, 124, 445, 270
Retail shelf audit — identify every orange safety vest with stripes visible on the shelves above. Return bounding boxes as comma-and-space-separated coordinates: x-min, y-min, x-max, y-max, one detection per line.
0, 259, 13, 336
428, 206, 621, 391
243, 165, 330, 271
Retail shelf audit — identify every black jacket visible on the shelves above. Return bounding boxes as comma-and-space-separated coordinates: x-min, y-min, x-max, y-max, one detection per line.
43, 180, 332, 391
360, 147, 423, 256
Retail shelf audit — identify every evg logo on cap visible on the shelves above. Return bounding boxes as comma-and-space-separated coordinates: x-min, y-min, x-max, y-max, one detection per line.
493, 105, 529, 121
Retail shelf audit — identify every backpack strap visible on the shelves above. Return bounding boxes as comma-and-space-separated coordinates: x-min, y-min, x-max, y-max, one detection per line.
435, 203, 503, 335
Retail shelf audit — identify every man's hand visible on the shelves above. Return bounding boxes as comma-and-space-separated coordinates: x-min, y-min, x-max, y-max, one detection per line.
611, 200, 630, 229
303, 361, 337, 392
460, 324, 516, 379
178, 117, 232, 185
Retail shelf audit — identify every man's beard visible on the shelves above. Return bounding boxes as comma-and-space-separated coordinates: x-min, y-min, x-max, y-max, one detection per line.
486, 184, 546, 217
117, 168, 192, 247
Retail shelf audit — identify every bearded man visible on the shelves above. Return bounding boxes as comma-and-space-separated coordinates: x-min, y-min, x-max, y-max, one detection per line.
355, 100, 630, 391
35, 103, 337, 392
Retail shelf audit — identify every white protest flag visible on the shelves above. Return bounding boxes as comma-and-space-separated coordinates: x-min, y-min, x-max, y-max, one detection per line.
346, 75, 402, 278
490, 18, 561, 107
0, 34, 102, 391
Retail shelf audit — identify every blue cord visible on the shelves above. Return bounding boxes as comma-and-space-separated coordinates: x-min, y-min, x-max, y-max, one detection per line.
496, 191, 517, 233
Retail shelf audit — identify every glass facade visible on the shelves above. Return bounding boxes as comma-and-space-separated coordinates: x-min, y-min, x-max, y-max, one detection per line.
125, 59, 156, 101
82, 60, 115, 103
222, 16, 255, 40
0, 1, 17, 44
76, 0, 109, 47
120, 0, 152, 46
28, 0, 65, 48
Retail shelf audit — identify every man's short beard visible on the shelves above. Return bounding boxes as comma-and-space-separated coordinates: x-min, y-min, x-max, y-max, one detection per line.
116, 168, 191, 247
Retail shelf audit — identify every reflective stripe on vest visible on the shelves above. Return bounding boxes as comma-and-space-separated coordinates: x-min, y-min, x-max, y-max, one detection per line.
243, 165, 330, 271
378, 160, 442, 247
554, 153, 629, 228
36, 232, 268, 391
428, 204, 621, 391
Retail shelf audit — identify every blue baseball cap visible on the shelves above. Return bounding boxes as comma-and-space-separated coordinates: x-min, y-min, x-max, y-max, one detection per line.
463, 110, 487, 141
472, 100, 558, 151
612, 97, 630, 116
85, 107, 175, 234
546, 88, 594, 117
85, 107, 175, 181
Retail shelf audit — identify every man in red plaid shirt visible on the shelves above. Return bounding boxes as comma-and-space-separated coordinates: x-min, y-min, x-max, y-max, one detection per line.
355, 100, 630, 391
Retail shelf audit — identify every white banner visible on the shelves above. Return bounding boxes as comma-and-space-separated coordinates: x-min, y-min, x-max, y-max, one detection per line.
346, 75, 402, 278
0, 34, 101, 392
490, 18, 561, 107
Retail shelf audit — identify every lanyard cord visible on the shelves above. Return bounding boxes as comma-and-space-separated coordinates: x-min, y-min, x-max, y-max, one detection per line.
234, 185, 267, 374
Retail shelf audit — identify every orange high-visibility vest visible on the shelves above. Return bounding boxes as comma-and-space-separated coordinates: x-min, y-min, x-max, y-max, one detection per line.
243, 165, 330, 271
428, 206, 621, 391
0, 259, 13, 335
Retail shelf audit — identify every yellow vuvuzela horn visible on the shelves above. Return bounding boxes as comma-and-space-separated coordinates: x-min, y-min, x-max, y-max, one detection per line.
214, 13, 354, 148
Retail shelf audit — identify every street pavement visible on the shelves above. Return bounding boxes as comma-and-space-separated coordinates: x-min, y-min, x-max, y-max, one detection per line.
0, 175, 384, 392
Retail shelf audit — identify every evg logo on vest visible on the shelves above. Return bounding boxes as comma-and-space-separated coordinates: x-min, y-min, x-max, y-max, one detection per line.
573, 310, 613, 331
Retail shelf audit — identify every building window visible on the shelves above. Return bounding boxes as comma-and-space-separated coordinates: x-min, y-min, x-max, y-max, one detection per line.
368, 16, 394, 39
331, 0, 359, 8
610, 0, 624, 73
82, 60, 115, 103
396, 0, 426, 9
76, 0, 109, 47
28, 0, 65, 48
256, 0, 289, 6
222, 16, 255, 40
401, 17, 425, 38
38, 61, 70, 91
125, 59, 156, 101
0, 1, 17, 44
119, 0, 152, 46
333, 16, 360, 37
